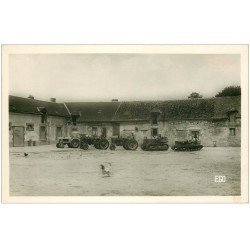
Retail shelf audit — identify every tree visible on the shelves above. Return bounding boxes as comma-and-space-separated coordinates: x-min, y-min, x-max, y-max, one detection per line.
188, 92, 203, 99
215, 86, 241, 97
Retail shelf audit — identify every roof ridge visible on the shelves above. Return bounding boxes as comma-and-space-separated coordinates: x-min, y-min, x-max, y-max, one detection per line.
9, 95, 65, 104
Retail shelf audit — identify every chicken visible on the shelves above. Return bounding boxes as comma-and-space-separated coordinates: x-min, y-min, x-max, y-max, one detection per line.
100, 163, 111, 177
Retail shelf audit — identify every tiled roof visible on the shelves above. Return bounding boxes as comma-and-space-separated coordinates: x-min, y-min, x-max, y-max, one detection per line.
213, 96, 241, 119
65, 102, 121, 122
9, 95, 69, 117
9, 95, 241, 122
113, 96, 240, 121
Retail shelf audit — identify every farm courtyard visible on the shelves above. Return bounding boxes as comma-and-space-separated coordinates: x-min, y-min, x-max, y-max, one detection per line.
9, 146, 241, 196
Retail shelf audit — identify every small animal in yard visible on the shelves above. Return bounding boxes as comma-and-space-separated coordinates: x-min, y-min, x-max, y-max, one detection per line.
100, 163, 111, 177
24, 153, 28, 157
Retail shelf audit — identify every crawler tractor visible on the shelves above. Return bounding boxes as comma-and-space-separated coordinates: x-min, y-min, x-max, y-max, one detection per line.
171, 140, 203, 151
141, 136, 169, 151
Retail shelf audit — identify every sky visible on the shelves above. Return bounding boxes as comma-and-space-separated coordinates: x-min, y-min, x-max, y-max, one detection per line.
9, 53, 240, 102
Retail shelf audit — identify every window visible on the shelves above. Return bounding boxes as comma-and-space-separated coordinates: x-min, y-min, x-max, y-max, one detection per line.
9, 122, 12, 131
92, 127, 98, 136
151, 112, 158, 125
229, 128, 236, 136
229, 113, 236, 123
39, 125, 46, 140
151, 128, 158, 137
227, 110, 238, 123
26, 123, 34, 131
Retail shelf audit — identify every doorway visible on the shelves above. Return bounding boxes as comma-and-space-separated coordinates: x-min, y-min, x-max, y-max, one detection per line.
39, 125, 47, 141
13, 126, 25, 147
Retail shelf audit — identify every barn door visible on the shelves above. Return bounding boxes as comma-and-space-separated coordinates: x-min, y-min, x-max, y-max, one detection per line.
13, 126, 25, 147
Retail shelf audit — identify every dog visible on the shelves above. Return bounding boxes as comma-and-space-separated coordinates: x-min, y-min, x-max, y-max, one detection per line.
100, 163, 111, 177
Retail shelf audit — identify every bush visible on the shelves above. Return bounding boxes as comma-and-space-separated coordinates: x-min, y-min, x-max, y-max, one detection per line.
215, 86, 241, 97
188, 92, 203, 99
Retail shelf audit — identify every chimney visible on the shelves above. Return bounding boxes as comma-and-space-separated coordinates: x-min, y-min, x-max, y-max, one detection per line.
28, 95, 34, 99
50, 98, 56, 103
112, 99, 118, 102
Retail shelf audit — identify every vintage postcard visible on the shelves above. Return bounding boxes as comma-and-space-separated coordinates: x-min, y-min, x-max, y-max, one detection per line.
1, 45, 248, 203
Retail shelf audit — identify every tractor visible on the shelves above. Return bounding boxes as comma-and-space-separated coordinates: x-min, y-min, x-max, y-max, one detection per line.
171, 129, 203, 151
141, 135, 169, 151
80, 134, 109, 150
171, 140, 203, 151
109, 135, 138, 150
56, 131, 81, 148
56, 137, 79, 148
56, 132, 109, 150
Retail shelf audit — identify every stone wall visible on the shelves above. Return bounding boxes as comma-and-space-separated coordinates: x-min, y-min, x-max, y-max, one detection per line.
119, 119, 241, 147
68, 123, 114, 138
9, 112, 241, 147
9, 112, 67, 146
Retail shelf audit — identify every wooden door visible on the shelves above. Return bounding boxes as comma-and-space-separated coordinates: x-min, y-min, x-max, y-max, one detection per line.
13, 126, 25, 147
39, 125, 47, 140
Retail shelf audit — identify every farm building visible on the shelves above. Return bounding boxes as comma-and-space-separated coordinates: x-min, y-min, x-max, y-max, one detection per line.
9, 95, 241, 147
9, 95, 69, 147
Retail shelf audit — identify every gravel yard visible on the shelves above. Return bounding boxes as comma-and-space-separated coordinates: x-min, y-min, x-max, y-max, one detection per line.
9, 146, 241, 196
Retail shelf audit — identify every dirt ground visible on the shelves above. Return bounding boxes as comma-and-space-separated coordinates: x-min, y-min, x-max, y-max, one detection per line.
9, 145, 241, 196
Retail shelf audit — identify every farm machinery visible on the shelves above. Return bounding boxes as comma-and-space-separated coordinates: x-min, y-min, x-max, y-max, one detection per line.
141, 136, 169, 151
171, 140, 203, 151
56, 132, 109, 150
171, 128, 203, 151
109, 136, 139, 150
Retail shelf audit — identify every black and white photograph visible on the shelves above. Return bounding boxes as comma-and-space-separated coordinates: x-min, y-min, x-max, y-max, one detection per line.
2, 45, 248, 202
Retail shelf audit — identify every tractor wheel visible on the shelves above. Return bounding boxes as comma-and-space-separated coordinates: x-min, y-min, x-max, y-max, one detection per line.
94, 140, 100, 149
70, 139, 80, 148
99, 139, 109, 150
122, 141, 129, 150
109, 144, 116, 150
127, 139, 138, 150
80, 142, 89, 150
